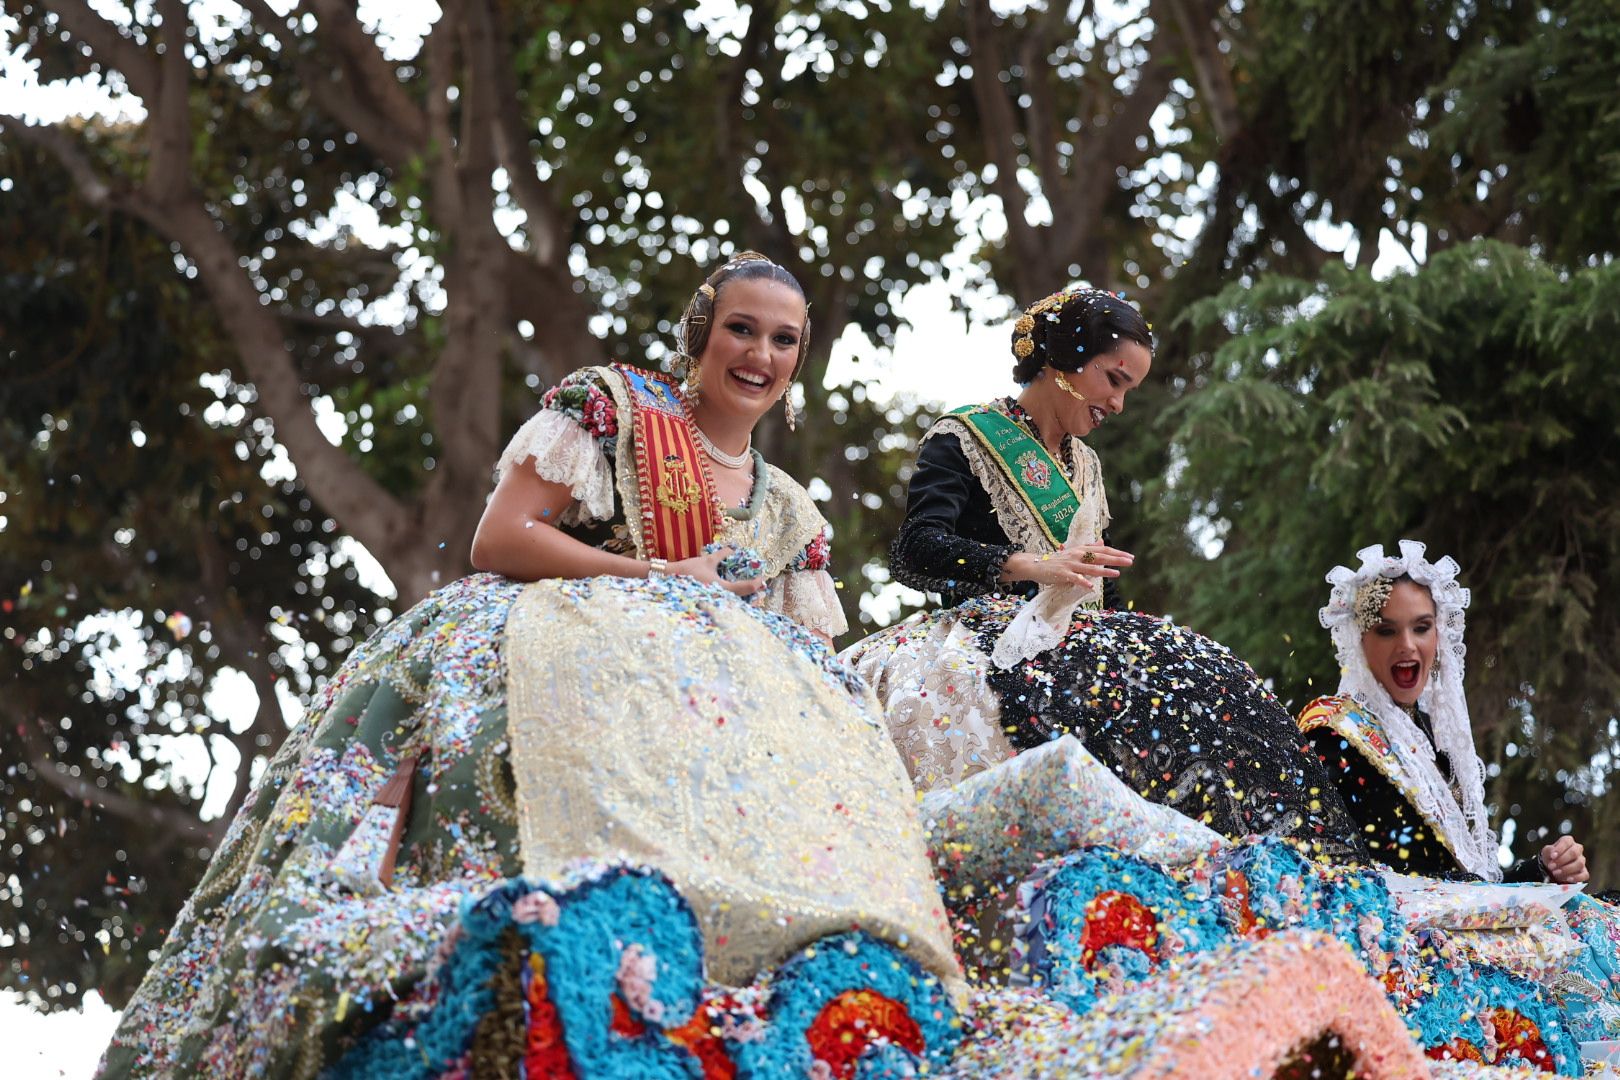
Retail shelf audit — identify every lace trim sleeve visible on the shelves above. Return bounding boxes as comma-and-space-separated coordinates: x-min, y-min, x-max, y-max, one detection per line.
888, 432, 1017, 597
494, 409, 617, 527
758, 569, 848, 638
889, 518, 1016, 598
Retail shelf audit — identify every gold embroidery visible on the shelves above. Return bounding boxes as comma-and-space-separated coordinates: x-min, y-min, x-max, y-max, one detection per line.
503, 577, 960, 988
655, 453, 703, 513
1298, 697, 1467, 867
190, 814, 265, 909
475, 735, 519, 825
291, 1029, 324, 1080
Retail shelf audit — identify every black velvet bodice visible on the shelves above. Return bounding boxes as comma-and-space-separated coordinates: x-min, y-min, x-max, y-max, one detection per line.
1306, 710, 1544, 882
890, 415, 1120, 608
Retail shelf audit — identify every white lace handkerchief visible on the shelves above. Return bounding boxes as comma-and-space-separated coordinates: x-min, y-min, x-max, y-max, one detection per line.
990, 511, 1102, 670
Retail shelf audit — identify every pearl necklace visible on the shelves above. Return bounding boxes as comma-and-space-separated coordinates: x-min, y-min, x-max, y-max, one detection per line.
695, 427, 752, 470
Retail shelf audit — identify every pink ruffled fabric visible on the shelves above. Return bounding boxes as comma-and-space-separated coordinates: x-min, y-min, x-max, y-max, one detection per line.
951, 930, 1431, 1079
1141, 931, 1430, 1079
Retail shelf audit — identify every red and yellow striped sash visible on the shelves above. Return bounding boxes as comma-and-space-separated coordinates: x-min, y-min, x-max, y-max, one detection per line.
614, 364, 721, 561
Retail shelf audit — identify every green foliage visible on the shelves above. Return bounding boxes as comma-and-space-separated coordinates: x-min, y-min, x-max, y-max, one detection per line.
497, 2, 975, 629
1154, 240, 1620, 870
510, 0, 971, 350
7, 0, 1620, 1015
0, 141, 382, 1009
1424, 0, 1620, 265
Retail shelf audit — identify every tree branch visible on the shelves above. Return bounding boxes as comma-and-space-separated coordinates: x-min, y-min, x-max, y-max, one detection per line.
455, 0, 501, 182
963, 0, 1042, 284
1, 119, 118, 208
462, 0, 606, 380
421, 0, 507, 500
137, 197, 416, 565
28, 755, 211, 837
501, 248, 609, 384
276, 306, 405, 341
754, 159, 803, 260
481, 7, 572, 268
308, 0, 430, 148
1162, 0, 1239, 142
28, 9, 414, 556
238, 0, 427, 167
192, 533, 291, 833
9, 708, 210, 839
1049, 40, 1176, 273
719, 2, 802, 263
715, 0, 778, 225
1018, 6, 1066, 205
423, 9, 463, 238
49, 0, 161, 102
146, 0, 193, 201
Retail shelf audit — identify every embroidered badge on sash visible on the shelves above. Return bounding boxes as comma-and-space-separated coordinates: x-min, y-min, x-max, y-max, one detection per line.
613, 364, 721, 561
656, 454, 703, 513
1017, 450, 1052, 490
948, 405, 1081, 548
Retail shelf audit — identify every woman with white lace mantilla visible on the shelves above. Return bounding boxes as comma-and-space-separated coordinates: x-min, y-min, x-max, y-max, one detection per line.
1300, 541, 1589, 884
841, 286, 1365, 859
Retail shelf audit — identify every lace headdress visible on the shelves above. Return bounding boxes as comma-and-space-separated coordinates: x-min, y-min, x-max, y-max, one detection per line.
1319, 540, 1500, 881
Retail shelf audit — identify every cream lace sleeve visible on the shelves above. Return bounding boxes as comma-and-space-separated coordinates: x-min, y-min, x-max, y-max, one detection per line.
759, 569, 848, 638
493, 409, 616, 527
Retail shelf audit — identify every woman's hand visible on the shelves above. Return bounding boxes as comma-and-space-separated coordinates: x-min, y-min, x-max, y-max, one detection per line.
1001, 544, 1134, 588
1539, 835, 1590, 884
668, 546, 767, 598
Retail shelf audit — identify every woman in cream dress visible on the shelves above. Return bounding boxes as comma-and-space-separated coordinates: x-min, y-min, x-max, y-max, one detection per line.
96, 254, 955, 1078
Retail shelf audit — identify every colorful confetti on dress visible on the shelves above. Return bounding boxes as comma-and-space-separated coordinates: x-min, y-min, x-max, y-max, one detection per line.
93, 370, 880, 1078
847, 595, 1368, 863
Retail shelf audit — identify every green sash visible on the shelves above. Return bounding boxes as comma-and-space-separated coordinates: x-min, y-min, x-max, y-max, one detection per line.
948, 405, 1080, 547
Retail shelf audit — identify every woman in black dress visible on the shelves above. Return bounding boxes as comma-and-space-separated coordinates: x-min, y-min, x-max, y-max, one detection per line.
843, 287, 1364, 859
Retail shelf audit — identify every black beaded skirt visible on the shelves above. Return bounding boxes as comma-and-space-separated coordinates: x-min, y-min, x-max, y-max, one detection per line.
845, 594, 1367, 863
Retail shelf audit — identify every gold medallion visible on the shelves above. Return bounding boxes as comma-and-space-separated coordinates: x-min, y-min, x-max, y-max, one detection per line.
656, 453, 702, 513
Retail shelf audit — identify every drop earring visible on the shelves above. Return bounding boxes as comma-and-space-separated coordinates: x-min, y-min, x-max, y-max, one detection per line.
784, 385, 798, 432
684, 357, 702, 406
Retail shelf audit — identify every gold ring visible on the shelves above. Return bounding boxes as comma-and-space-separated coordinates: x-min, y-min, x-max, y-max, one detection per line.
1081, 552, 1097, 564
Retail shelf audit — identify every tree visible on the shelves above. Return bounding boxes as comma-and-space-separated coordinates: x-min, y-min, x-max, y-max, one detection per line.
8, 0, 1616, 1012
0, 134, 392, 1005
1159, 240, 1620, 885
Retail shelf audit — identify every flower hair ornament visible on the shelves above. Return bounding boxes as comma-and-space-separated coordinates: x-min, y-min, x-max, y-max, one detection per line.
1011, 286, 1128, 362
1319, 540, 1499, 880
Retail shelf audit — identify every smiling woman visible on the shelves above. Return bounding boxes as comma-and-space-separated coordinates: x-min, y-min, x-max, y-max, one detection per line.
92, 253, 959, 1078
840, 286, 1368, 918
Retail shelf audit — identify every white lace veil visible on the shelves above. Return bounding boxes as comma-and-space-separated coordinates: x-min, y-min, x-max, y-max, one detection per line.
1319, 540, 1501, 881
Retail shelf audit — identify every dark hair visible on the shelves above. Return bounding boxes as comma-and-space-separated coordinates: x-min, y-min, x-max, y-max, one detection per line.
678, 252, 812, 378
1011, 288, 1153, 384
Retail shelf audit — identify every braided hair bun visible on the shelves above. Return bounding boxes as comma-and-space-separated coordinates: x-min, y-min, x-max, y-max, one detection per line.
1010, 287, 1153, 384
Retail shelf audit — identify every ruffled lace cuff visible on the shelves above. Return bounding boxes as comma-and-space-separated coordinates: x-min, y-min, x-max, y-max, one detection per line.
494, 410, 616, 526
759, 569, 848, 638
